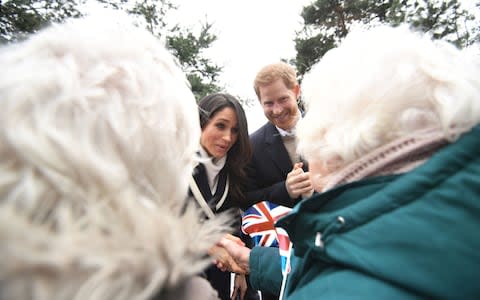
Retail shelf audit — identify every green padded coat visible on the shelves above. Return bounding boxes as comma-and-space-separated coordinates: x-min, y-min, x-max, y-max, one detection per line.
249, 125, 480, 300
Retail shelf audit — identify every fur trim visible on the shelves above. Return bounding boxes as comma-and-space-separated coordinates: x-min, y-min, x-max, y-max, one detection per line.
0, 199, 231, 300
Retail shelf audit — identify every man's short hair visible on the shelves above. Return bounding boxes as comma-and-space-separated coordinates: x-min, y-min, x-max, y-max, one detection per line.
253, 62, 298, 98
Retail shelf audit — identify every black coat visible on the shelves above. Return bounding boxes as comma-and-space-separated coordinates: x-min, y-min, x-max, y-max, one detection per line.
189, 163, 259, 300
246, 122, 307, 208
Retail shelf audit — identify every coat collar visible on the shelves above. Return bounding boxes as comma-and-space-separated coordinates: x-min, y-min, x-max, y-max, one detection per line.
191, 163, 229, 214
263, 122, 308, 172
277, 124, 480, 257
263, 122, 293, 175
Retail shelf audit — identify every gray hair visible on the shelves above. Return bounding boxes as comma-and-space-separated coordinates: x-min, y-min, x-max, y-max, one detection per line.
0, 14, 227, 300
298, 25, 480, 171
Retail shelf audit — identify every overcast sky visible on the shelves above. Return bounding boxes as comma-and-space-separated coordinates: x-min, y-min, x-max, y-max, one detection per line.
168, 0, 313, 132
167, 0, 478, 133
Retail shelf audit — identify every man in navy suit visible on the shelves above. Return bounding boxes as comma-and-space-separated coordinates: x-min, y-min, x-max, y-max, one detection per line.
246, 62, 313, 209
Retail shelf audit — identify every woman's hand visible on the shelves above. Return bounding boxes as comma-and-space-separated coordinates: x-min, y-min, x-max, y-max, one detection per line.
209, 234, 247, 274
209, 245, 245, 274
231, 274, 247, 300
212, 235, 251, 275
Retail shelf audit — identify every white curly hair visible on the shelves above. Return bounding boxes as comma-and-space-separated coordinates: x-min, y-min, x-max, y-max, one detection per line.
0, 14, 228, 300
298, 25, 480, 175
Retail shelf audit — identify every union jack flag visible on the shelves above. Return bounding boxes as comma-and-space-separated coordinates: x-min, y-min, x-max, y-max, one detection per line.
241, 201, 291, 247
276, 226, 292, 275
242, 200, 293, 299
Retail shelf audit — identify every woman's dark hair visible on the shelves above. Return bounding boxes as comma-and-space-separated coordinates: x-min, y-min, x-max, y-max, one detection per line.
198, 93, 252, 207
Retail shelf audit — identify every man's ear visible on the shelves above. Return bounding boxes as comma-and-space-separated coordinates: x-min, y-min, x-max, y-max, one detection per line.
294, 84, 304, 111
293, 84, 301, 99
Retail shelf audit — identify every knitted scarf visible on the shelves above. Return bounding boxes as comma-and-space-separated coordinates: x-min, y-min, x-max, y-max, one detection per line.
323, 126, 470, 191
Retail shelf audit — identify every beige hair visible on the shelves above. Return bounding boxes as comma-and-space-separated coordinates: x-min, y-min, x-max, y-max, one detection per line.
298, 25, 480, 173
0, 15, 228, 300
253, 62, 298, 98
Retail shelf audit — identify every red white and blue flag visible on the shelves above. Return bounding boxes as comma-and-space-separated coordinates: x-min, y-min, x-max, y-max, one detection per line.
241, 201, 291, 247
241, 201, 293, 275
276, 226, 293, 300
242, 201, 293, 299
276, 226, 292, 275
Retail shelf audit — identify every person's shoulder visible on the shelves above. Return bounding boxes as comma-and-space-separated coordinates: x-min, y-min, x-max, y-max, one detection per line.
250, 122, 273, 141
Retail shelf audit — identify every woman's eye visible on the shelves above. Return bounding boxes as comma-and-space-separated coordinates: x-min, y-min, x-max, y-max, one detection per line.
232, 128, 239, 134
216, 123, 226, 129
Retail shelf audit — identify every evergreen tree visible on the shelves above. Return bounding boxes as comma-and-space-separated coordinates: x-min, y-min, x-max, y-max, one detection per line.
0, 0, 223, 100
168, 22, 222, 99
0, 0, 83, 42
295, 0, 480, 76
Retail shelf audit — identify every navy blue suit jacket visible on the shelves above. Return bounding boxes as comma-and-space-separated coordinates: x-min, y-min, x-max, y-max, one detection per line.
246, 122, 307, 208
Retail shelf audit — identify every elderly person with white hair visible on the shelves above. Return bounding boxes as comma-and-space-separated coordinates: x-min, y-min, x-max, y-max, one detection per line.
215, 25, 480, 300
0, 15, 232, 300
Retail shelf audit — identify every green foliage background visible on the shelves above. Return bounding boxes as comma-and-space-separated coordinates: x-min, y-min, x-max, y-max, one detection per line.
0, 0, 223, 100
293, 0, 480, 77
1, 0, 479, 101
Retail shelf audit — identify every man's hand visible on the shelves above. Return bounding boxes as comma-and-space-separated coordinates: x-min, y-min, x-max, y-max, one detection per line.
211, 235, 251, 275
286, 162, 313, 199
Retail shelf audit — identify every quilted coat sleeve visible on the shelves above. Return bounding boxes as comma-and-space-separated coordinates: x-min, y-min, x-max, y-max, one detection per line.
249, 246, 283, 296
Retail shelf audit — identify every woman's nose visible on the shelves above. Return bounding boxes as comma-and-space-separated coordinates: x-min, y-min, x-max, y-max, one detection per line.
222, 132, 232, 142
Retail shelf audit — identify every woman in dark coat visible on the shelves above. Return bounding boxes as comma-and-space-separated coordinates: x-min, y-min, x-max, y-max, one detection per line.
190, 93, 258, 300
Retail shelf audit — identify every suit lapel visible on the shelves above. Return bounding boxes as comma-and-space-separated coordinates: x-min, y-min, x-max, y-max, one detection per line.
264, 123, 292, 176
